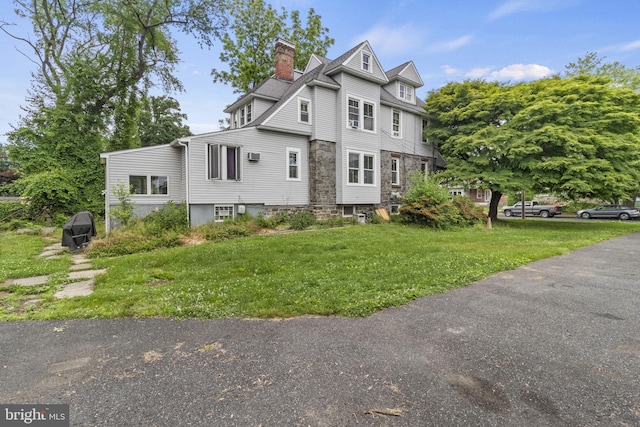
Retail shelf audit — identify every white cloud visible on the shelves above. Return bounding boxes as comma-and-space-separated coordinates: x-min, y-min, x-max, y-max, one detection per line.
489, 64, 553, 80
489, 0, 580, 21
619, 40, 640, 52
465, 67, 492, 79
350, 24, 422, 57
441, 65, 460, 75
428, 35, 474, 53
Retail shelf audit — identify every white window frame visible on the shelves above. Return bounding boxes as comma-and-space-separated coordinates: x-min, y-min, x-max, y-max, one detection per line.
286, 147, 302, 181
298, 98, 311, 124
346, 94, 376, 132
391, 158, 400, 186
392, 109, 402, 138
342, 206, 355, 217
347, 150, 376, 186
207, 144, 242, 181
129, 175, 168, 195
240, 107, 245, 126
246, 103, 252, 123
214, 205, 234, 222
361, 52, 371, 72
398, 83, 414, 103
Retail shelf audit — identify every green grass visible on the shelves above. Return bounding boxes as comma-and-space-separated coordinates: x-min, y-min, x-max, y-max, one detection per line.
2, 220, 640, 320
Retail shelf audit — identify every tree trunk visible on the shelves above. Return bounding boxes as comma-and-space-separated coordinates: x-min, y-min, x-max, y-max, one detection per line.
489, 190, 502, 221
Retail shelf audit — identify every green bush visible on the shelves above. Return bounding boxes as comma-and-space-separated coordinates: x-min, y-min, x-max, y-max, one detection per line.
399, 173, 486, 229
196, 222, 255, 241
288, 211, 316, 230
0, 201, 27, 222
256, 212, 289, 229
452, 196, 487, 226
87, 226, 181, 258
143, 202, 188, 236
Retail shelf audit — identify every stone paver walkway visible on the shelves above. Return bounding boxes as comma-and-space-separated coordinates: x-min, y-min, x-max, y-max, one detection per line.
0, 240, 106, 299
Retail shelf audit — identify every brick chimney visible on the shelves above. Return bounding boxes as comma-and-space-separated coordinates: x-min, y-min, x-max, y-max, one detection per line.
274, 39, 295, 81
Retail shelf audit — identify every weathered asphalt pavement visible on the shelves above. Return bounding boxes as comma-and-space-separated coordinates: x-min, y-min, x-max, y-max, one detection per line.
1, 233, 639, 426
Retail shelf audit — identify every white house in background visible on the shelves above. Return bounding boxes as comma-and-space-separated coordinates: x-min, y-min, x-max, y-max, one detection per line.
100, 39, 445, 231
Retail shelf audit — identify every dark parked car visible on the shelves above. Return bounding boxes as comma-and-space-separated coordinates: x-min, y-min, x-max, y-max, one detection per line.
576, 205, 640, 220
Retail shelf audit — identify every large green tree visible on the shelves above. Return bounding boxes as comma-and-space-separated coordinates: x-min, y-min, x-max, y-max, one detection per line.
139, 95, 192, 147
565, 52, 640, 90
211, 0, 334, 93
1, 0, 227, 216
425, 76, 640, 220
424, 80, 529, 220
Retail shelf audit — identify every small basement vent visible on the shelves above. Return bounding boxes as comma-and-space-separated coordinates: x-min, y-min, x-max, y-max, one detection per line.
247, 152, 260, 161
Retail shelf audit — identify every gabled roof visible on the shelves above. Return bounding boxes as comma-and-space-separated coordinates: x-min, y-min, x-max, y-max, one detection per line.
250, 62, 339, 129
323, 41, 389, 84
380, 87, 427, 115
386, 61, 424, 87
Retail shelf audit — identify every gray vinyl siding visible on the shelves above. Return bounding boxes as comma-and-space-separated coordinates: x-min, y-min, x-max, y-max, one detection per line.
103, 144, 184, 208
187, 128, 308, 206
344, 46, 387, 82
402, 68, 421, 85
336, 73, 381, 204
253, 98, 276, 121
312, 86, 338, 142
261, 86, 313, 133
379, 106, 429, 156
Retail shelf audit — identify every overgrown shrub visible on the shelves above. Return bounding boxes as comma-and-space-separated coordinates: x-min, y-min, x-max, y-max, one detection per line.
87, 225, 181, 258
143, 202, 188, 236
109, 183, 136, 227
399, 173, 486, 229
288, 211, 316, 230
19, 168, 78, 218
0, 201, 27, 223
196, 222, 255, 241
452, 196, 487, 226
256, 212, 289, 229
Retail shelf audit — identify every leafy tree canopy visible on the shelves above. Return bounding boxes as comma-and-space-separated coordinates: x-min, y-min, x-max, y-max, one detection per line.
565, 52, 640, 90
139, 95, 192, 147
1, 0, 227, 218
425, 76, 640, 220
211, 0, 334, 93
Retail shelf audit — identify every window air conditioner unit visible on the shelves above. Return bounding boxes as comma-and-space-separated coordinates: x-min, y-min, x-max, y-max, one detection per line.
247, 152, 260, 161
349, 120, 359, 128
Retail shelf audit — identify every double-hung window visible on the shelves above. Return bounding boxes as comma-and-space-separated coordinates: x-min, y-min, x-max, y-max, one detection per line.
240, 108, 245, 126
399, 83, 414, 103
391, 158, 399, 186
299, 98, 310, 124
348, 98, 359, 127
362, 52, 371, 72
208, 144, 241, 181
287, 147, 301, 181
347, 151, 375, 185
363, 103, 374, 131
347, 96, 375, 131
392, 109, 401, 137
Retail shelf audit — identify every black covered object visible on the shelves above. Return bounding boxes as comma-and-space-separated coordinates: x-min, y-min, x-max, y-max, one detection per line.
62, 211, 97, 251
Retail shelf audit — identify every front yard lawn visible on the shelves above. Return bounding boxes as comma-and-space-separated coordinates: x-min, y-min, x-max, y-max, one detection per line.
2, 220, 640, 320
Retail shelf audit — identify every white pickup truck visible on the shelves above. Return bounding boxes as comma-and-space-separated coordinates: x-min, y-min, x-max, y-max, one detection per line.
502, 201, 562, 218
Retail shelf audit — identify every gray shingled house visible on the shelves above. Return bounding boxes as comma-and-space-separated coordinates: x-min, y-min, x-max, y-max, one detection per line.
100, 39, 445, 231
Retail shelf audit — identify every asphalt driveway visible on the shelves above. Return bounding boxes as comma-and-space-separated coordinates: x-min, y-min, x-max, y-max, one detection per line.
1, 233, 639, 426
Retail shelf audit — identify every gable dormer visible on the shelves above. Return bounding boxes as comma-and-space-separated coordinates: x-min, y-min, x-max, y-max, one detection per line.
324, 41, 388, 85
385, 61, 424, 105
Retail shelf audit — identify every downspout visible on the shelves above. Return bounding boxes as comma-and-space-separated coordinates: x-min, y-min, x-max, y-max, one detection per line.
101, 155, 111, 235
176, 139, 190, 227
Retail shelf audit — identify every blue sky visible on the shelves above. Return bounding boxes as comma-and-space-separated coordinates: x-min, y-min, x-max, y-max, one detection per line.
1, 0, 640, 145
